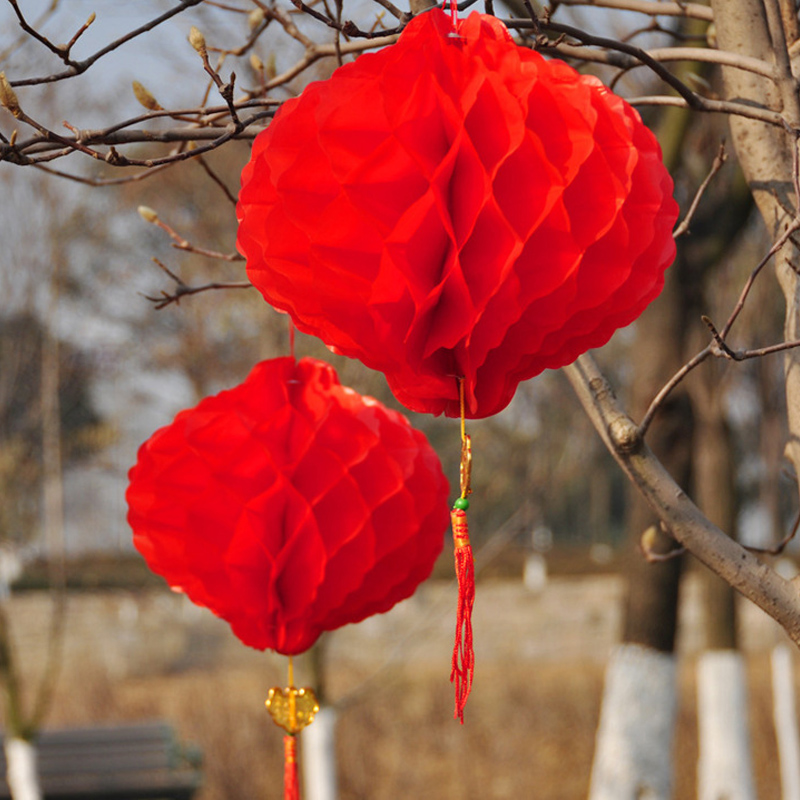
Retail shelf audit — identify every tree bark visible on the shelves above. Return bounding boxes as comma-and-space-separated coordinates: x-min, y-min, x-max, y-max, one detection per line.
697, 651, 756, 800
772, 644, 800, 800
4, 739, 39, 800
303, 707, 339, 800
710, 0, 800, 486
589, 644, 678, 800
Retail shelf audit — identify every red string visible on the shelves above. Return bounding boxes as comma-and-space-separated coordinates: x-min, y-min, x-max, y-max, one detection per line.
450, 508, 475, 723
284, 735, 300, 800
446, 0, 457, 26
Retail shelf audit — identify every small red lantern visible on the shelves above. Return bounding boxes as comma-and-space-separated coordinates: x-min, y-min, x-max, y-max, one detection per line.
126, 356, 449, 655
237, 8, 679, 419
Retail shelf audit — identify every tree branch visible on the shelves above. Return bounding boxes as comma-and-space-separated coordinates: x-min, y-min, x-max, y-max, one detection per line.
549, 0, 713, 20
8, 0, 206, 87
564, 353, 800, 646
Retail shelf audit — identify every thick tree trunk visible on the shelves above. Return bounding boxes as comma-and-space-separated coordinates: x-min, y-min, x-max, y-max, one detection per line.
4, 739, 39, 800
590, 231, 692, 798
303, 707, 338, 800
710, 0, 800, 485
697, 652, 756, 800
691, 366, 756, 799
772, 645, 800, 800
589, 645, 677, 800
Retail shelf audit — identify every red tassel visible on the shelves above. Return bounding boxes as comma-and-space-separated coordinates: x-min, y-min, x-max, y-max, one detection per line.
284, 734, 300, 800
450, 508, 475, 723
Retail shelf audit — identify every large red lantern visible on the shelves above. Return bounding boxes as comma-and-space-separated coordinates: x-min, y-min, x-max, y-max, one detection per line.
126, 356, 449, 655
237, 8, 679, 419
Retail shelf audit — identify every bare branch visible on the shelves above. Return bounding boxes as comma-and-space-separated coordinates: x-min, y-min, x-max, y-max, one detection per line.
744, 509, 800, 556
638, 347, 713, 437
626, 94, 789, 129
6, 0, 79, 67
144, 259, 252, 310
763, 0, 800, 126
521, 19, 706, 110
139, 208, 244, 262
369, 0, 408, 22
639, 202, 800, 437
673, 143, 728, 238
9, 0, 206, 88
195, 156, 238, 206
564, 353, 800, 648
541, 42, 776, 81
721, 139, 800, 339
549, 0, 713, 21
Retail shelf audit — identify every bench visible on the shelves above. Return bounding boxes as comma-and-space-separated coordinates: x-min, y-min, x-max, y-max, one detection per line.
0, 721, 202, 800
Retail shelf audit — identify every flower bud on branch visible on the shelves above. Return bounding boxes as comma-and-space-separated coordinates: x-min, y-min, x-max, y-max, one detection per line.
138, 206, 159, 224
189, 26, 208, 58
0, 73, 21, 117
132, 81, 162, 111
248, 8, 266, 30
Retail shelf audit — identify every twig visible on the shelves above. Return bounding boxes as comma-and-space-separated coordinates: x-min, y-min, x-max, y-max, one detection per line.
6, 0, 79, 67
673, 143, 727, 238
140, 210, 244, 261
516, 18, 704, 109
743, 509, 800, 556
144, 259, 251, 309
703, 315, 800, 361
195, 156, 238, 206
369, 0, 408, 21
721, 136, 800, 339
547, 0, 713, 20
190, 30, 243, 132
763, 0, 800, 126
638, 347, 713, 437
638, 136, 800, 435
10, 0, 206, 87
32, 161, 176, 187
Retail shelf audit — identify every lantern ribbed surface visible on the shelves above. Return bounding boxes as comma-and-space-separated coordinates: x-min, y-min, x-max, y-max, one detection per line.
126, 357, 449, 655
237, 9, 679, 418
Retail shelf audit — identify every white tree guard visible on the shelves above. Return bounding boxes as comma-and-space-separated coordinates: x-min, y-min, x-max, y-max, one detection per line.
589, 643, 677, 800
772, 645, 800, 800
5, 738, 40, 800
697, 650, 756, 800
302, 706, 338, 800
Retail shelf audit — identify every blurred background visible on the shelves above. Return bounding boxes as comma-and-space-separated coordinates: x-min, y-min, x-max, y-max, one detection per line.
1, 0, 799, 797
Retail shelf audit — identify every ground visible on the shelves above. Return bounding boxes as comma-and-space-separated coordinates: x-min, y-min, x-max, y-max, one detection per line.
4, 572, 793, 799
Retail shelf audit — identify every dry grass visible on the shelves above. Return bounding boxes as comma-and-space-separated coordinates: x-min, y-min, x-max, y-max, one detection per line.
9, 582, 796, 800
39, 654, 790, 800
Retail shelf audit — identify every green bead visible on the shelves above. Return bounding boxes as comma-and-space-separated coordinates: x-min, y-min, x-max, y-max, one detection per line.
454, 497, 470, 511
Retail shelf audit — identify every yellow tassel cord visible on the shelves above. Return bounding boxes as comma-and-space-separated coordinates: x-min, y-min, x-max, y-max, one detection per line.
451, 378, 475, 723
266, 657, 320, 800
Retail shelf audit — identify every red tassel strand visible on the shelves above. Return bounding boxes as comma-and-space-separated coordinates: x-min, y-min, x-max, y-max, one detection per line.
284, 734, 300, 800
450, 507, 475, 723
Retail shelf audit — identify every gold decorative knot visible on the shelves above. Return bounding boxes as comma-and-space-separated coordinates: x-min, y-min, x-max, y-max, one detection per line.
266, 686, 320, 735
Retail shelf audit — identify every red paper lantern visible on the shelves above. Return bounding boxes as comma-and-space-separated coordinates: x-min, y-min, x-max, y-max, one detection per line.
237, 9, 679, 419
126, 357, 449, 655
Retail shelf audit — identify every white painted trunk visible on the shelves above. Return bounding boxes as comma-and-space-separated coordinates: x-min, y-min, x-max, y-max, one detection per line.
302, 706, 338, 800
589, 643, 677, 800
4, 738, 40, 800
772, 645, 800, 800
697, 650, 756, 800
